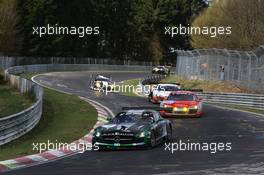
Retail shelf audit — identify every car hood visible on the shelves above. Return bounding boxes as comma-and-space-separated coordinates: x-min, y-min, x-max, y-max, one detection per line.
98, 122, 151, 134
163, 100, 197, 107
155, 91, 172, 97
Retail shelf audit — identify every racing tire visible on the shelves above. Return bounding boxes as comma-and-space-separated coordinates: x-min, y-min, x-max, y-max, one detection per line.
148, 92, 153, 102
165, 125, 172, 143
150, 131, 156, 148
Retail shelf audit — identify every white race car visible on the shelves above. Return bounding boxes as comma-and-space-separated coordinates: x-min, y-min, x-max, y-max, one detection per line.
91, 75, 114, 91
148, 83, 181, 103
152, 66, 170, 75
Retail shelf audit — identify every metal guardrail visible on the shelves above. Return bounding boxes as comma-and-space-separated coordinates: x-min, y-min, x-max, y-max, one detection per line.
0, 68, 43, 146
0, 63, 156, 145
0, 57, 155, 70
140, 77, 264, 110
6, 64, 152, 74
197, 92, 264, 110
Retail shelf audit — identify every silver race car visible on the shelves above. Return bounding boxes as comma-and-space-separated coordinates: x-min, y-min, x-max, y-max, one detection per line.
90, 75, 114, 91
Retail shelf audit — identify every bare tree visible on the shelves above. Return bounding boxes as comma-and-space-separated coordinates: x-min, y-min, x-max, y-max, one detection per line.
191, 0, 264, 50
0, 0, 20, 55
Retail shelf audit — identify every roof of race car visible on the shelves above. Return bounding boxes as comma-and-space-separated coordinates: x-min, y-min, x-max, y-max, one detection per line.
125, 109, 158, 114
95, 75, 110, 81
170, 91, 196, 95
157, 83, 180, 87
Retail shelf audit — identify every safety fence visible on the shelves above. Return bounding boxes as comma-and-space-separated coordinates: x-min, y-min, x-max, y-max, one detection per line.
0, 68, 43, 146
175, 46, 264, 92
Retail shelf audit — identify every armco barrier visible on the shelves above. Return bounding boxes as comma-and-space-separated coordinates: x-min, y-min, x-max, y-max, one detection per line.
196, 92, 264, 110
140, 77, 264, 110
0, 68, 43, 146
0, 57, 155, 70
6, 64, 152, 74
0, 63, 154, 145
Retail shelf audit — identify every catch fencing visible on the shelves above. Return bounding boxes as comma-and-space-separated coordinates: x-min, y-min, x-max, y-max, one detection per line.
176, 46, 264, 92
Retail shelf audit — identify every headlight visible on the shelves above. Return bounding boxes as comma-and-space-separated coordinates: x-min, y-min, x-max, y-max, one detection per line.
139, 132, 145, 137
139, 132, 145, 138
162, 104, 170, 108
183, 107, 188, 112
94, 131, 101, 137
190, 105, 198, 109
95, 82, 101, 87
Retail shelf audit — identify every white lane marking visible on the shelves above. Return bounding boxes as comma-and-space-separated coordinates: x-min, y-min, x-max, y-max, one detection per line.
0, 160, 19, 167
57, 84, 68, 88
32, 75, 73, 95
26, 155, 48, 162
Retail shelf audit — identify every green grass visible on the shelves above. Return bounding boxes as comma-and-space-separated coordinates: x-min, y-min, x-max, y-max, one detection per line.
20, 73, 40, 80
119, 75, 253, 98
0, 81, 33, 119
118, 78, 141, 97
161, 75, 253, 93
0, 77, 97, 161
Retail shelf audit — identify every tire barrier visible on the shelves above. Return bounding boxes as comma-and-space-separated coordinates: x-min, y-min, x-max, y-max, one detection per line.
0, 68, 43, 146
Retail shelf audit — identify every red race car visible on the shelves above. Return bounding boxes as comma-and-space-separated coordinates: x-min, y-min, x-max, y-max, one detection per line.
159, 91, 203, 117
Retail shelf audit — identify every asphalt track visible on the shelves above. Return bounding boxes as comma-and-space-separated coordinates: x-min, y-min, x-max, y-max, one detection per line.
5, 71, 264, 175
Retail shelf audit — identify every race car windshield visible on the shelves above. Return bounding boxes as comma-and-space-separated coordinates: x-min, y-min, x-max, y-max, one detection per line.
95, 78, 110, 82
111, 112, 153, 124
158, 86, 179, 91
167, 94, 194, 101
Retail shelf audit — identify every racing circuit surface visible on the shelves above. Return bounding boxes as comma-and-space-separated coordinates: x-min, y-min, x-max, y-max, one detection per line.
5, 71, 264, 175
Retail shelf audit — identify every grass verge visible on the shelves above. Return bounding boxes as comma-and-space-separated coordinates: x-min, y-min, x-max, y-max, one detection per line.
0, 75, 97, 161
118, 78, 141, 97
161, 75, 254, 93
0, 77, 33, 119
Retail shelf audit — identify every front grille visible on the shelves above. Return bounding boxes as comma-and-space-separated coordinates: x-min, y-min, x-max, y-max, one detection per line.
173, 109, 198, 114
101, 132, 135, 144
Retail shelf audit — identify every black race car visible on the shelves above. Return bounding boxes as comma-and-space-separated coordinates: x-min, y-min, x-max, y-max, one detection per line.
92, 109, 172, 150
